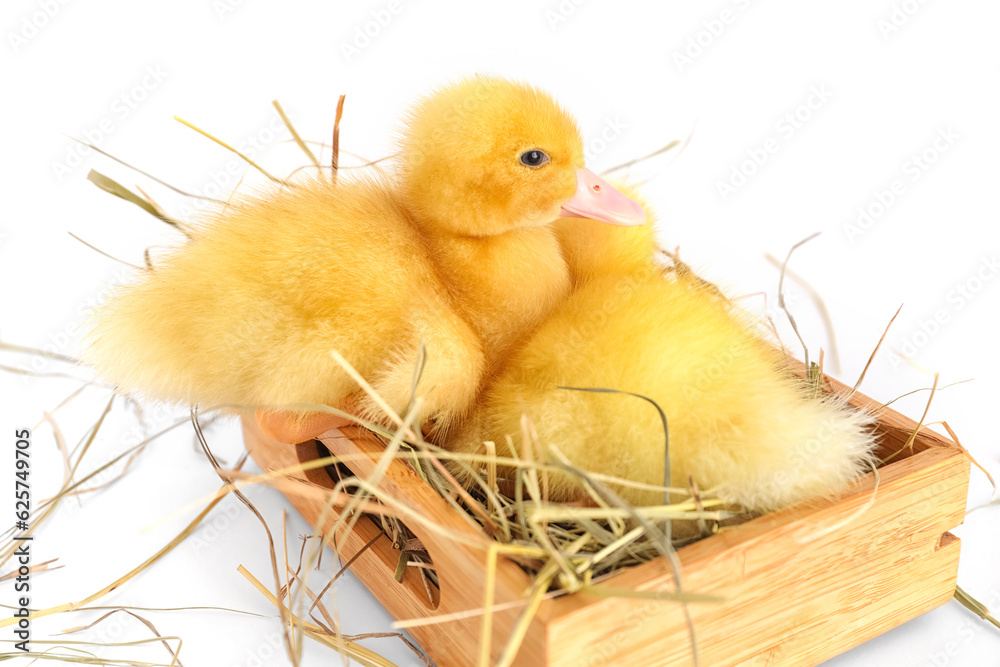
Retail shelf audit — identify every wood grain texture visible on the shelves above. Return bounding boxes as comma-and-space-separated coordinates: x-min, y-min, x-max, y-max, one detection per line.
242, 368, 970, 667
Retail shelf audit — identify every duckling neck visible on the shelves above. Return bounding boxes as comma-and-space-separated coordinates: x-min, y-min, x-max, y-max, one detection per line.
424, 227, 572, 364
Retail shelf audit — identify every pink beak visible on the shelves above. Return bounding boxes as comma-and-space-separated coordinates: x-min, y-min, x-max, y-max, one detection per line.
559, 167, 645, 226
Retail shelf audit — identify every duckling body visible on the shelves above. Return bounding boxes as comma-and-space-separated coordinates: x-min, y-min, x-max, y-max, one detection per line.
85, 77, 645, 439
450, 191, 875, 512
86, 177, 484, 431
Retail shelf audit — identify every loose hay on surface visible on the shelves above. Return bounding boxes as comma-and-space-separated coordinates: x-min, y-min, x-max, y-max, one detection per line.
3, 96, 998, 666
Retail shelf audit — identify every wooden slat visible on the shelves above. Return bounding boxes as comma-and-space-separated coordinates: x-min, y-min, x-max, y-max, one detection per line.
242, 422, 441, 613
543, 444, 969, 666
319, 424, 547, 666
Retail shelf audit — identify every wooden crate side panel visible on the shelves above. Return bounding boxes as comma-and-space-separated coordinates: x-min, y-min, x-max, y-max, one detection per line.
757, 532, 962, 667
241, 422, 439, 614
558, 534, 960, 667
317, 425, 551, 667
245, 419, 549, 667
545, 446, 969, 666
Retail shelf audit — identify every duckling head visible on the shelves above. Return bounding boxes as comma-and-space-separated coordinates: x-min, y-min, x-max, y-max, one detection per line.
398, 76, 644, 237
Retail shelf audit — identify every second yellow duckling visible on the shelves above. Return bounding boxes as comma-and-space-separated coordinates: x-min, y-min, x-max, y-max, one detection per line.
552, 181, 662, 286
449, 195, 875, 513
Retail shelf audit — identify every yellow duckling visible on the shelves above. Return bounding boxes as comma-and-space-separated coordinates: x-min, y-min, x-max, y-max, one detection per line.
399, 77, 644, 368
84, 77, 643, 443
449, 193, 875, 513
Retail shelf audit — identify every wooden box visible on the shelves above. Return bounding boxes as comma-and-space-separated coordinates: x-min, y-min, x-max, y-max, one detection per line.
242, 369, 970, 666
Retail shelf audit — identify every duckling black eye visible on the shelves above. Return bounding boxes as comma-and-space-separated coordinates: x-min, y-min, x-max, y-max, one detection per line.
519, 150, 550, 168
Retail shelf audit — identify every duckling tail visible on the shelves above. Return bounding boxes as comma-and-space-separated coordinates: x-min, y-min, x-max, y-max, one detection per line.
711, 394, 878, 513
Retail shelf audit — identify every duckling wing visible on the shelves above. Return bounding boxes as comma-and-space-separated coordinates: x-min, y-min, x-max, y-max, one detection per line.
84, 177, 469, 415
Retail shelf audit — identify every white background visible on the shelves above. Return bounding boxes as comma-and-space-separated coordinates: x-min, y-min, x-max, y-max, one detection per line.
2, 0, 999, 665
